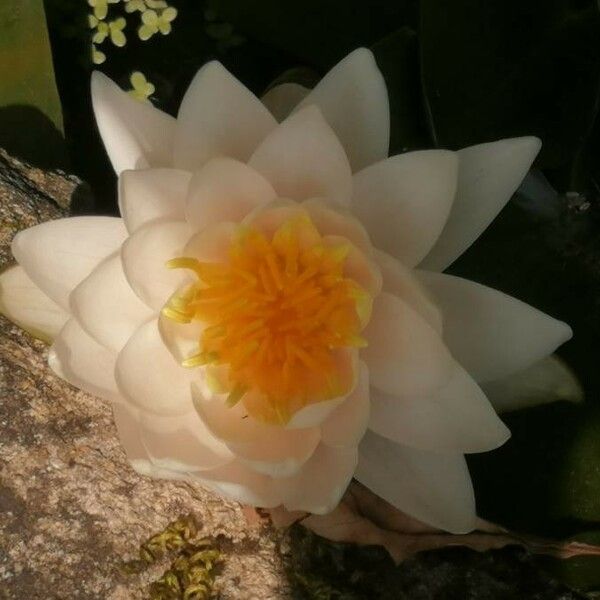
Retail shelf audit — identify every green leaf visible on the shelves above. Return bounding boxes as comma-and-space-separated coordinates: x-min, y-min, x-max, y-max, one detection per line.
0, 0, 66, 168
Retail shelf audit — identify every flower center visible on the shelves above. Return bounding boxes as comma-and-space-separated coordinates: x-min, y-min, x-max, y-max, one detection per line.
163, 214, 369, 423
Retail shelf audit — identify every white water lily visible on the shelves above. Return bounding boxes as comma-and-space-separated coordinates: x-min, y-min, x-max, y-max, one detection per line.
0, 48, 575, 534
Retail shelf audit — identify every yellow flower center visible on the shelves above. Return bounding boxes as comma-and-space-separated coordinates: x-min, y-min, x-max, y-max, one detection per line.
163, 214, 370, 424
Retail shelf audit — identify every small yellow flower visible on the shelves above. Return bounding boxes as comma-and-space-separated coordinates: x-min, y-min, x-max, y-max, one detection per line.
124, 0, 146, 13
145, 0, 168, 8
87, 0, 119, 21
92, 21, 109, 44
108, 17, 127, 47
91, 44, 106, 65
138, 7, 177, 41
127, 71, 155, 103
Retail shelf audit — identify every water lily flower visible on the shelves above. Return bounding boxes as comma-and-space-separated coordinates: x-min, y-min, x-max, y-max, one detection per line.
0, 49, 574, 534
127, 71, 155, 103
138, 7, 177, 41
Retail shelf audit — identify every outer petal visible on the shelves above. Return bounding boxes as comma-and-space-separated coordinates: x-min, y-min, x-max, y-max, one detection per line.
121, 220, 193, 310
261, 82, 309, 122
418, 271, 572, 382
356, 431, 476, 533
351, 150, 458, 267
368, 362, 510, 453
91, 71, 176, 175
0, 265, 68, 342
174, 61, 277, 171
420, 137, 541, 271
248, 105, 352, 206
362, 292, 455, 398
48, 319, 120, 402
295, 48, 389, 172
70, 253, 154, 353
11, 216, 127, 310
115, 319, 195, 416
276, 444, 358, 514
118, 168, 192, 233
483, 354, 583, 414
186, 158, 276, 230
321, 361, 370, 448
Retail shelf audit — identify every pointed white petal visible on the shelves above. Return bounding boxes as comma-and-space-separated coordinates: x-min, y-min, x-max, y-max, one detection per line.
362, 292, 455, 397
121, 220, 193, 310
91, 71, 176, 175
12, 216, 127, 310
262, 82, 309, 121
351, 150, 458, 267
296, 48, 389, 171
420, 137, 541, 271
118, 168, 192, 233
369, 361, 510, 453
418, 271, 572, 382
115, 319, 195, 416
48, 319, 120, 402
276, 444, 357, 514
70, 253, 154, 353
186, 158, 276, 230
483, 354, 584, 413
249, 105, 352, 206
356, 431, 476, 533
0, 265, 68, 342
174, 61, 277, 171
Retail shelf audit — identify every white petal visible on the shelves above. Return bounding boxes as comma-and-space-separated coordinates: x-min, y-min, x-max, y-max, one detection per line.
184, 221, 236, 263
418, 271, 572, 382
70, 253, 154, 353
115, 319, 195, 416
420, 137, 541, 271
368, 361, 510, 453
356, 431, 476, 533
0, 265, 68, 342
351, 150, 458, 267
91, 71, 176, 175
112, 401, 148, 463
158, 300, 204, 362
362, 292, 455, 397
174, 61, 277, 171
186, 158, 276, 230
48, 319, 120, 402
12, 216, 127, 310
249, 105, 352, 206
483, 354, 584, 413
191, 384, 320, 478
375, 250, 442, 333
262, 82, 309, 121
121, 220, 193, 310
295, 48, 389, 172
321, 361, 370, 448
276, 444, 357, 514
118, 168, 192, 233
190, 460, 281, 507
285, 397, 345, 430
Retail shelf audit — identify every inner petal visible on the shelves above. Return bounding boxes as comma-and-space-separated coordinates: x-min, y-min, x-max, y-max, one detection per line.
162, 212, 373, 425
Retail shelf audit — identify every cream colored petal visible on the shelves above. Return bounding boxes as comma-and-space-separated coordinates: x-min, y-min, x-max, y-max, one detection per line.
184, 221, 236, 263
248, 105, 352, 206
356, 431, 476, 534
275, 444, 357, 514
0, 265, 68, 342
295, 48, 389, 172
48, 319, 120, 402
321, 361, 370, 448
91, 71, 176, 174
115, 319, 195, 415
418, 271, 572, 382
70, 253, 154, 353
368, 361, 510, 453
362, 292, 455, 398
351, 150, 458, 267
483, 354, 583, 414
185, 157, 276, 230
261, 82, 309, 121
121, 220, 193, 310
174, 61, 277, 171
375, 250, 442, 333
285, 397, 345, 429
420, 137, 541, 271
11, 216, 127, 310
118, 168, 192, 233
191, 383, 320, 478
158, 300, 204, 362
